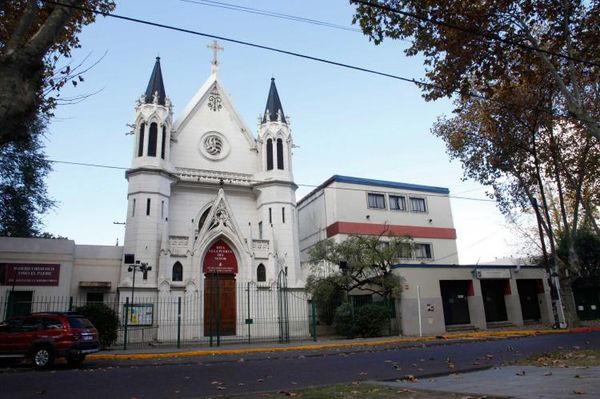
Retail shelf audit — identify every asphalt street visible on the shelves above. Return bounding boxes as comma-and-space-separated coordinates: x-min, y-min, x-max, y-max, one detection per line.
0, 331, 599, 398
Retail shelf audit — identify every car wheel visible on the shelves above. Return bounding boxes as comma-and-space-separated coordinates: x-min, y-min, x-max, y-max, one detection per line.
31, 346, 54, 369
66, 354, 85, 368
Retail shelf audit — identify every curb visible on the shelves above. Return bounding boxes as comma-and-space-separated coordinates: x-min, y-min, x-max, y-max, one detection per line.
87, 326, 600, 361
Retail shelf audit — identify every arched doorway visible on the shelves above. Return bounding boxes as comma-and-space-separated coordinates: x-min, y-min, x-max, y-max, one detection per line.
203, 239, 238, 336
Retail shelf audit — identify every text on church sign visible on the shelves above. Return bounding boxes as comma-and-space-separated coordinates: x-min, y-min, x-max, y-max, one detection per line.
203, 240, 238, 274
0, 263, 60, 286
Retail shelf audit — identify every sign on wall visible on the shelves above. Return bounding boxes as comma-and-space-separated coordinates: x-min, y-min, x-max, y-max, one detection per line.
475, 269, 511, 279
203, 239, 238, 274
0, 264, 60, 286
124, 304, 154, 326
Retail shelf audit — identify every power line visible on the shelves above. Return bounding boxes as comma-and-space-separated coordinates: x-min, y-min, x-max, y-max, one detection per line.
43, 1, 566, 121
47, 158, 496, 203
352, 0, 600, 69
179, 0, 361, 33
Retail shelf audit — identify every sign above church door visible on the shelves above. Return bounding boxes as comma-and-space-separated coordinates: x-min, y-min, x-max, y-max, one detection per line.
203, 239, 238, 274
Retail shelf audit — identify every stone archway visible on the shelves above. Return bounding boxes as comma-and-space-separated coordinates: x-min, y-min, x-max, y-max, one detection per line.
202, 239, 238, 336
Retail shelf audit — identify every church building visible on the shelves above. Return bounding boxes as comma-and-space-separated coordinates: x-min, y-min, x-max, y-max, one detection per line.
117, 44, 304, 339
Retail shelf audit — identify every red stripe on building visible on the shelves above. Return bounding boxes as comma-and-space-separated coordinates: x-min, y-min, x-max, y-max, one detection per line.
326, 222, 457, 240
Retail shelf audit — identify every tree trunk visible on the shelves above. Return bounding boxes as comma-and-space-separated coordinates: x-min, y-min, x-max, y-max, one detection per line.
0, 54, 45, 146
560, 276, 580, 328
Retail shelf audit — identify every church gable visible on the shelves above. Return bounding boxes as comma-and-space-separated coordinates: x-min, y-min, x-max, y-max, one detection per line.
170, 77, 258, 174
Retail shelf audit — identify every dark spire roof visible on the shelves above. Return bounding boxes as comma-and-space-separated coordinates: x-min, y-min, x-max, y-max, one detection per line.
144, 57, 166, 106
262, 78, 286, 124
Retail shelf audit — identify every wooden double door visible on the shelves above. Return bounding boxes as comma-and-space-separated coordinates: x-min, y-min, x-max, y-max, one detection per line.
203, 274, 236, 336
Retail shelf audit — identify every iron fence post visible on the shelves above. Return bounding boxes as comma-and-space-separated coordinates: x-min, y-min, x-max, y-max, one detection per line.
123, 297, 129, 351
311, 300, 317, 342
177, 297, 182, 349
69, 296, 73, 312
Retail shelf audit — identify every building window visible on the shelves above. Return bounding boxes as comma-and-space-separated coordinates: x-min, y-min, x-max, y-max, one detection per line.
132, 198, 136, 217
414, 243, 433, 259
86, 292, 104, 304
269, 208, 272, 224
146, 198, 151, 216
160, 126, 166, 159
276, 138, 284, 170
389, 195, 406, 211
198, 207, 211, 231
172, 262, 183, 282
282, 207, 285, 223
161, 201, 165, 220
367, 193, 386, 209
397, 243, 412, 259
266, 139, 273, 170
257, 263, 266, 282
137, 123, 145, 157
258, 221, 263, 239
410, 197, 427, 212
148, 123, 158, 157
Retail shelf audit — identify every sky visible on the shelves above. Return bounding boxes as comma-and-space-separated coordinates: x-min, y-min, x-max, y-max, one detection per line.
41, 0, 529, 264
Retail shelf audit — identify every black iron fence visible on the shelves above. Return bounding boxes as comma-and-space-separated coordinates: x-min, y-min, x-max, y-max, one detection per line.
0, 286, 399, 349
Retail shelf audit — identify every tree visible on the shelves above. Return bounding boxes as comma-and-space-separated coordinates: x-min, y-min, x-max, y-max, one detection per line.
308, 234, 407, 301
0, 115, 55, 237
350, 0, 600, 142
0, 0, 115, 146
351, 0, 600, 327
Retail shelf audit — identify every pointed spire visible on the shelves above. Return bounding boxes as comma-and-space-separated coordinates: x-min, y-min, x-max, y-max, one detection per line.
262, 78, 286, 124
144, 57, 166, 106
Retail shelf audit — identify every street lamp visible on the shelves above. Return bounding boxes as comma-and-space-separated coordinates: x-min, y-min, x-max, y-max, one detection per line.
127, 261, 151, 310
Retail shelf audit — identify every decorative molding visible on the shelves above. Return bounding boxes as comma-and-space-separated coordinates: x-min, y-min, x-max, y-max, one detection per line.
176, 167, 253, 186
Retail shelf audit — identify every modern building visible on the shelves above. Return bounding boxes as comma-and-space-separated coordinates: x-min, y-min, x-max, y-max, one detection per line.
297, 175, 554, 336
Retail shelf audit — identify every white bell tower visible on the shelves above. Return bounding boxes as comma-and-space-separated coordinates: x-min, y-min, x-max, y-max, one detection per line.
255, 79, 301, 286
120, 57, 176, 295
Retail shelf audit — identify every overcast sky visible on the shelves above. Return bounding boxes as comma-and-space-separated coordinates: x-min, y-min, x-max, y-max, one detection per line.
41, 0, 530, 263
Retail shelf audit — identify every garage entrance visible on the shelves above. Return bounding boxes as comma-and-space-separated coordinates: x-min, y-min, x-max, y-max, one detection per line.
440, 280, 471, 325
481, 279, 509, 322
517, 279, 541, 321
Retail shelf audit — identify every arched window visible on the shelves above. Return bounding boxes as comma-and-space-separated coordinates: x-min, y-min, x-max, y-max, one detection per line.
266, 139, 273, 170
276, 138, 284, 170
198, 207, 211, 231
172, 262, 183, 282
137, 123, 145, 157
148, 123, 158, 157
160, 126, 166, 159
257, 264, 266, 282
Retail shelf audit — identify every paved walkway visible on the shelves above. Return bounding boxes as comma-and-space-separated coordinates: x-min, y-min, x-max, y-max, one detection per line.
376, 366, 600, 399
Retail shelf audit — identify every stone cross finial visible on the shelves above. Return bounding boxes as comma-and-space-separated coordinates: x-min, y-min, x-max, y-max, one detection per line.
207, 40, 224, 73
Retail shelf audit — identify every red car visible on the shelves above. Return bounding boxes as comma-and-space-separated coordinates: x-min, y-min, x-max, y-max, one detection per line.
0, 312, 100, 368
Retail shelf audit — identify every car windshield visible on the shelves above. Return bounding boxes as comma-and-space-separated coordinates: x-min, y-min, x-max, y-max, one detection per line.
68, 317, 94, 329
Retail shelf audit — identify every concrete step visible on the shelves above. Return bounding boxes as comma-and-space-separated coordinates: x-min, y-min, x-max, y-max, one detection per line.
445, 324, 478, 332
486, 321, 514, 329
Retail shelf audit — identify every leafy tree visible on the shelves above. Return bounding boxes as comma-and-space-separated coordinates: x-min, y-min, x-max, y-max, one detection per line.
0, 0, 115, 146
558, 229, 600, 283
351, 0, 600, 327
351, 0, 600, 142
308, 234, 407, 301
0, 115, 55, 237
306, 274, 345, 325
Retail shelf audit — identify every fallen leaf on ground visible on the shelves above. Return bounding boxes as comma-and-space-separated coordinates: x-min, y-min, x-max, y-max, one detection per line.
544, 371, 553, 376
572, 390, 586, 395
516, 370, 526, 376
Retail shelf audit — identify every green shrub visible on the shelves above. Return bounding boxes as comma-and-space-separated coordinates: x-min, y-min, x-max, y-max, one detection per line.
332, 303, 355, 338
75, 303, 119, 349
353, 304, 390, 338
306, 275, 345, 325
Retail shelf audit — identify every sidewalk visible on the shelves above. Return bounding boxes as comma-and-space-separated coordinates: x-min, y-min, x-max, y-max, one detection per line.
87, 325, 600, 361
375, 365, 600, 399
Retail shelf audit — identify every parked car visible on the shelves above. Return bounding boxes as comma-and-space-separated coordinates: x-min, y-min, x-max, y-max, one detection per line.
0, 312, 100, 368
